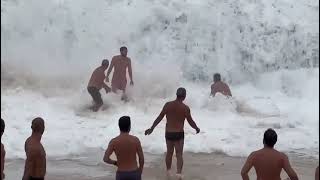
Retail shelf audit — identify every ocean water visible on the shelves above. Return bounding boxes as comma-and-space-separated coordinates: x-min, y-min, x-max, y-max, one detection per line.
1, 0, 319, 159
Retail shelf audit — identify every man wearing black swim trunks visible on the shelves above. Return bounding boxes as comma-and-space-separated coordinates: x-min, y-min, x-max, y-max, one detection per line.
145, 87, 200, 178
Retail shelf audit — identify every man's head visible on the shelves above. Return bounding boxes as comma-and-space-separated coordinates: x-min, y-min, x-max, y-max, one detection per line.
120, 46, 128, 57
213, 73, 221, 83
101, 59, 109, 69
176, 87, 186, 100
263, 128, 277, 148
1, 118, 5, 138
31, 117, 45, 135
118, 116, 131, 133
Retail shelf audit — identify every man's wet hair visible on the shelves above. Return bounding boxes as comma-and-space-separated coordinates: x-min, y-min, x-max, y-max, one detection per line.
214, 73, 221, 82
31, 117, 45, 133
120, 46, 127, 51
176, 87, 186, 98
263, 128, 277, 148
1, 118, 5, 135
101, 59, 109, 66
119, 116, 131, 132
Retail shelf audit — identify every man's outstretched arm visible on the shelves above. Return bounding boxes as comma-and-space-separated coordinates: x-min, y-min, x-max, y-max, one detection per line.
186, 107, 200, 133
106, 58, 115, 82
145, 103, 167, 135
128, 58, 133, 85
226, 85, 232, 97
210, 85, 217, 97
102, 83, 111, 94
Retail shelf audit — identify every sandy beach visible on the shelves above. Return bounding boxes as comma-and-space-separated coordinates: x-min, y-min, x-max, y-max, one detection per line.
4, 149, 318, 180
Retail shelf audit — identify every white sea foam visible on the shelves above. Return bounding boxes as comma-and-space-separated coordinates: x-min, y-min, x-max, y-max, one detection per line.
1, 0, 318, 159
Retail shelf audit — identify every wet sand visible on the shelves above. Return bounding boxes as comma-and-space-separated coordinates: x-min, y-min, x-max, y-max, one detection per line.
4, 150, 318, 180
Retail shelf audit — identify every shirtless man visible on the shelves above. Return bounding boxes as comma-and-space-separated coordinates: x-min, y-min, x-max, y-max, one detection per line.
1, 119, 5, 180
106, 47, 133, 100
145, 87, 200, 178
22, 117, 46, 180
103, 116, 144, 180
241, 128, 299, 180
210, 73, 232, 97
87, 59, 111, 112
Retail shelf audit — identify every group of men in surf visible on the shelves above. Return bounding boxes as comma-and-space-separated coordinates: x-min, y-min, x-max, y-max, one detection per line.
87, 46, 232, 112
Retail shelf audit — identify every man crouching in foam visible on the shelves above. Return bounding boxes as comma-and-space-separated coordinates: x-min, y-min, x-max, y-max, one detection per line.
87, 59, 111, 112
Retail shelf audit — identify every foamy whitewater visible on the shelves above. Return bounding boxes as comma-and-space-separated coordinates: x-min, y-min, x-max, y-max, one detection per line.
1, 0, 319, 160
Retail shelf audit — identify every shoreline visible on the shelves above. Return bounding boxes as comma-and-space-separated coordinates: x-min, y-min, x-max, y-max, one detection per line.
4, 150, 319, 180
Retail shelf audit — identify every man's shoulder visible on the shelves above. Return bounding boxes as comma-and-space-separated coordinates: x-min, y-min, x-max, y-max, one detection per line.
164, 101, 173, 108
165, 101, 172, 105
112, 55, 120, 60
25, 137, 31, 146
129, 135, 140, 143
255, 148, 285, 158
111, 136, 120, 142
94, 66, 102, 72
183, 103, 190, 110
277, 151, 288, 159
221, 81, 230, 87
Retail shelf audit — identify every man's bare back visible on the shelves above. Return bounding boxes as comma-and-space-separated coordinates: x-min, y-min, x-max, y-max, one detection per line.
211, 81, 232, 97
23, 137, 46, 179
107, 134, 142, 171
211, 73, 232, 97
241, 129, 298, 180
248, 148, 293, 180
163, 101, 192, 132
104, 116, 144, 180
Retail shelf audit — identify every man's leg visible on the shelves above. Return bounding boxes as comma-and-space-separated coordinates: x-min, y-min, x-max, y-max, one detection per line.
88, 87, 97, 108
121, 90, 130, 102
111, 85, 118, 93
174, 139, 184, 174
91, 88, 103, 112
165, 140, 175, 171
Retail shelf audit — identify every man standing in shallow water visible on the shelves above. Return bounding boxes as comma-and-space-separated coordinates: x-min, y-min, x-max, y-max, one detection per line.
22, 117, 46, 180
241, 128, 299, 180
106, 46, 134, 101
145, 87, 200, 179
104, 116, 144, 180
